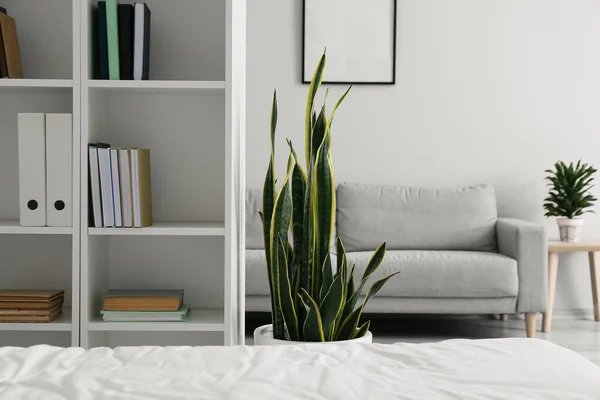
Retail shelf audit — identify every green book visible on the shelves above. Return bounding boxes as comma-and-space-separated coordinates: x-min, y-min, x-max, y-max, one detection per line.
106, 0, 120, 80
101, 304, 191, 322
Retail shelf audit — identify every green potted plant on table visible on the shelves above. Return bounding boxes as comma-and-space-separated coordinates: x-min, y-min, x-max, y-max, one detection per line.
254, 53, 399, 345
544, 160, 597, 242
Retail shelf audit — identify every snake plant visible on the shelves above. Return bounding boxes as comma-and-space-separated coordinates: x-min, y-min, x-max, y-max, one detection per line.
260, 52, 399, 341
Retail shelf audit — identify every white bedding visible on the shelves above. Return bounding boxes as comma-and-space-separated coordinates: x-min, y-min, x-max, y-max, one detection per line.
0, 338, 598, 399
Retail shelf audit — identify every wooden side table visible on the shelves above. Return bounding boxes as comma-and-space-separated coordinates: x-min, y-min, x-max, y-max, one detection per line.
542, 241, 600, 333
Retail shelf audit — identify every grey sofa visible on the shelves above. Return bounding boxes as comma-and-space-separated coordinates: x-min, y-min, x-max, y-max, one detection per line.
246, 183, 547, 337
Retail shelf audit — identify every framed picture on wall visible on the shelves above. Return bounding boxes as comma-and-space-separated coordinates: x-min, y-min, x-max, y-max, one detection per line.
302, 0, 397, 84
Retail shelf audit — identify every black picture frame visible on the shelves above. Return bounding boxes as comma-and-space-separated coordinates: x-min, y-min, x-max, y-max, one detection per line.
302, 0, 397, 85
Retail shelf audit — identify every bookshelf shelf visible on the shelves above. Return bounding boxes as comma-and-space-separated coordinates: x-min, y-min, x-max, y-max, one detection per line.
88, 222, 225, 236
87, 80, 225, 93
87, 309, 224, 332
0, 220, 73, 235
0, 79, 73, 92
0, 308, 72, 332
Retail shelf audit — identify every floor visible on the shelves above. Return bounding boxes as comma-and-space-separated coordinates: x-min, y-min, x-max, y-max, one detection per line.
246, 312, 600, 366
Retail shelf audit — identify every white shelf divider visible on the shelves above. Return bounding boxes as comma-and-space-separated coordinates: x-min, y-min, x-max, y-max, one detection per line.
87, 309, 225, 332
0, 220, 73, 235
0, 308, 72, 332
88, 222, 225, 236
87, 80, 225, 93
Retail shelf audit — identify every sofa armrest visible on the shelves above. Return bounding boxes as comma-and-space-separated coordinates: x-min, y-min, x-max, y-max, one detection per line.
496, 218, 548, 313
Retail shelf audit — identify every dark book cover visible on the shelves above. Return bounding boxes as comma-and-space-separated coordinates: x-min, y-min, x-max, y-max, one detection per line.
133, 3, 151, 80
96, 2, 109, 79
118, 4, 134, 80
0, 21, 7, 78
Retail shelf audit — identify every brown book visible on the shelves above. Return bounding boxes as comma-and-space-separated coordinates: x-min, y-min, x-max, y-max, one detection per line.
0, 13, 22, 78
0, 21, 8, 78
0, 289, 64, 302
103, 289, 183, 311
0, 297, 64, 310
0, 305, 62, 316
0, 309, 62, 323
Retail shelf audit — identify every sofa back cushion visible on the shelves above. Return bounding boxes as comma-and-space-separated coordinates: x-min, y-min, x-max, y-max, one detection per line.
336, 183, 498, 252
246, 189, 264, 249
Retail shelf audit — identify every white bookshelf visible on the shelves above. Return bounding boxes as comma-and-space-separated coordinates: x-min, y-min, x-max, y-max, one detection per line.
0, 0, 245, 348
79, 0, 245, 348
0, 0, 80, 348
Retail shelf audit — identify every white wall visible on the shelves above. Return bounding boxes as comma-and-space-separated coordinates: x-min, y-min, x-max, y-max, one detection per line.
246, 0, 600, 311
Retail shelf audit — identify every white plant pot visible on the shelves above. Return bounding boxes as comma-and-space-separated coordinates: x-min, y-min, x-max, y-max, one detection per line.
557, 218, 584, 242
253, 324, 373, 346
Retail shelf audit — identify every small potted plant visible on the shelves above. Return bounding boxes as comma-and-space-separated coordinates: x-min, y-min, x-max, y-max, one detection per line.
544, 160, 597, 242
254, 52, 399, 345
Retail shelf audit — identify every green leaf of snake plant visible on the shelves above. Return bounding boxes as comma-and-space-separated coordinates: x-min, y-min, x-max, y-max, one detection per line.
335, 305, 363, 341
320, 254, 333, 303
362, 271, 401, 308
268, 156, 294, 339
301, 288, 325, 342
276, 235, 299, 341
261, 90, 281, 338
328, 86, 352, 127
319, 273, 345, 341
305, 52, 326, 168
360, 242, 387, 284
311, 125, 334, 298
352, 320, 370, 340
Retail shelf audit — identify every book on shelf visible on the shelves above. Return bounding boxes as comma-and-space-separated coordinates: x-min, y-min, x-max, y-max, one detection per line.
96, 1, 109, 79
133, 3, 151, 80
103, 289, 183, 311
93, 1, 151, 80
106, 0, 120, 80
119, 148, 133, 227
88, 144, 153, 228
118, 4, 134, 80
0, 11, 22, 78
0, 290, 65, 323
110, 148, 122, 227
101, 304, 190, 322
97, 145, 115, 227
131, 148, 153, 227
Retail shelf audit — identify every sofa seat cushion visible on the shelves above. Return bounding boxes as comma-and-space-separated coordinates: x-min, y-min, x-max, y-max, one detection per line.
346, 250, 518, 298
336, 183, 498, 252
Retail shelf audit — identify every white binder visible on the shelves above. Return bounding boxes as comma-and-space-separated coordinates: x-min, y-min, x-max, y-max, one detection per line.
18, 113, 46, 227
45, 114, 72, 227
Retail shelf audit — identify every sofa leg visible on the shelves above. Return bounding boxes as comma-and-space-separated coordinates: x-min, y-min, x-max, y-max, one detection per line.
525, 313, 537, 338
501, 314, 509, 321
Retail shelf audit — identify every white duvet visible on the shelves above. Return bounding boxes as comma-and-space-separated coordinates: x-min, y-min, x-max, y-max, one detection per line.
0, 338, 598, 399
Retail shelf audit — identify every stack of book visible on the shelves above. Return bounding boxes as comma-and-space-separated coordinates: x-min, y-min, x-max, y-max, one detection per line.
0, 290, 64, 323
0, 7, 23, 78
88, 144, 153, 228
95, 1, 151, 80
101, 289, 190, 322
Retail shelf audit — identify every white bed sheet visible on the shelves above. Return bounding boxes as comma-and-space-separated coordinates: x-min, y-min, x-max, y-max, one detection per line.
0, 338, 598, 399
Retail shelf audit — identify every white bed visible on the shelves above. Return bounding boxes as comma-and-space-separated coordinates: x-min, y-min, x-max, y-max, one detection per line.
0, 338, 598, 399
